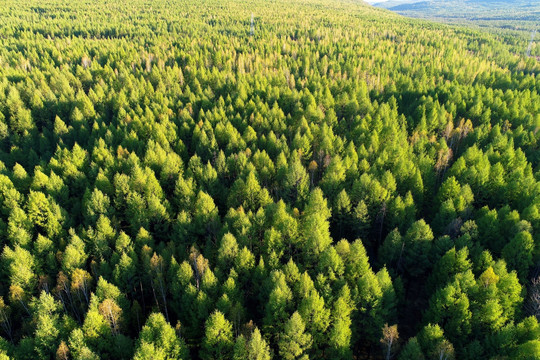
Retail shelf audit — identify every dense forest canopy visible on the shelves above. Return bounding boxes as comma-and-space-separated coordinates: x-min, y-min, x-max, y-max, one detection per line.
0, 0, 538, 358
374, 0, 540, 49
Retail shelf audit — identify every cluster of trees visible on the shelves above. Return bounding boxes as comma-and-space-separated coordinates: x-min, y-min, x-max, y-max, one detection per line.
0, 0, 538, 358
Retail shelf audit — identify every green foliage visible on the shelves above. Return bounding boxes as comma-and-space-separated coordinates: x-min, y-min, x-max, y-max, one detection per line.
201, 311, 234, 360
0, 0, 536, 358
134, 312, 188, 360
279, 312, 312, 360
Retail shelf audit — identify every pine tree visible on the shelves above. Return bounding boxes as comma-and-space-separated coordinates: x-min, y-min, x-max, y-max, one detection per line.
247, 327, 272, 360
328, 285, 353, 359
201, 311, 234, 360
301, 188, 332, 260
134, 312, 188, 360
279, 312, 312, 360
403, 220, 434, 277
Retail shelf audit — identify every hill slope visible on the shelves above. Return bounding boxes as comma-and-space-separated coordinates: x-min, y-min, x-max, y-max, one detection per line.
375, 0, 539, 57
375, 0, 540, 24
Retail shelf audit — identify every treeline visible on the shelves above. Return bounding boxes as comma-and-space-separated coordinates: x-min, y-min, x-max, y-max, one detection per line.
0, 0, 538, 359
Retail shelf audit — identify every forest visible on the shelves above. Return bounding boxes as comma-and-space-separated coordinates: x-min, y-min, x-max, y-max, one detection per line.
375, 0, 540, 25
374, 0, 539, 58
0, 0, 538, 358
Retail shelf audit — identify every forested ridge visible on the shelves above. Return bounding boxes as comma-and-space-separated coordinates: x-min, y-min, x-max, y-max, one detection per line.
373, 0, 540, 45
0, 0, 538, 359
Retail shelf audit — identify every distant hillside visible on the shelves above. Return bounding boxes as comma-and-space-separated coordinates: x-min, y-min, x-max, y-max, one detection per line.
375, 0, 540, 23
373, 0, 538, 59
